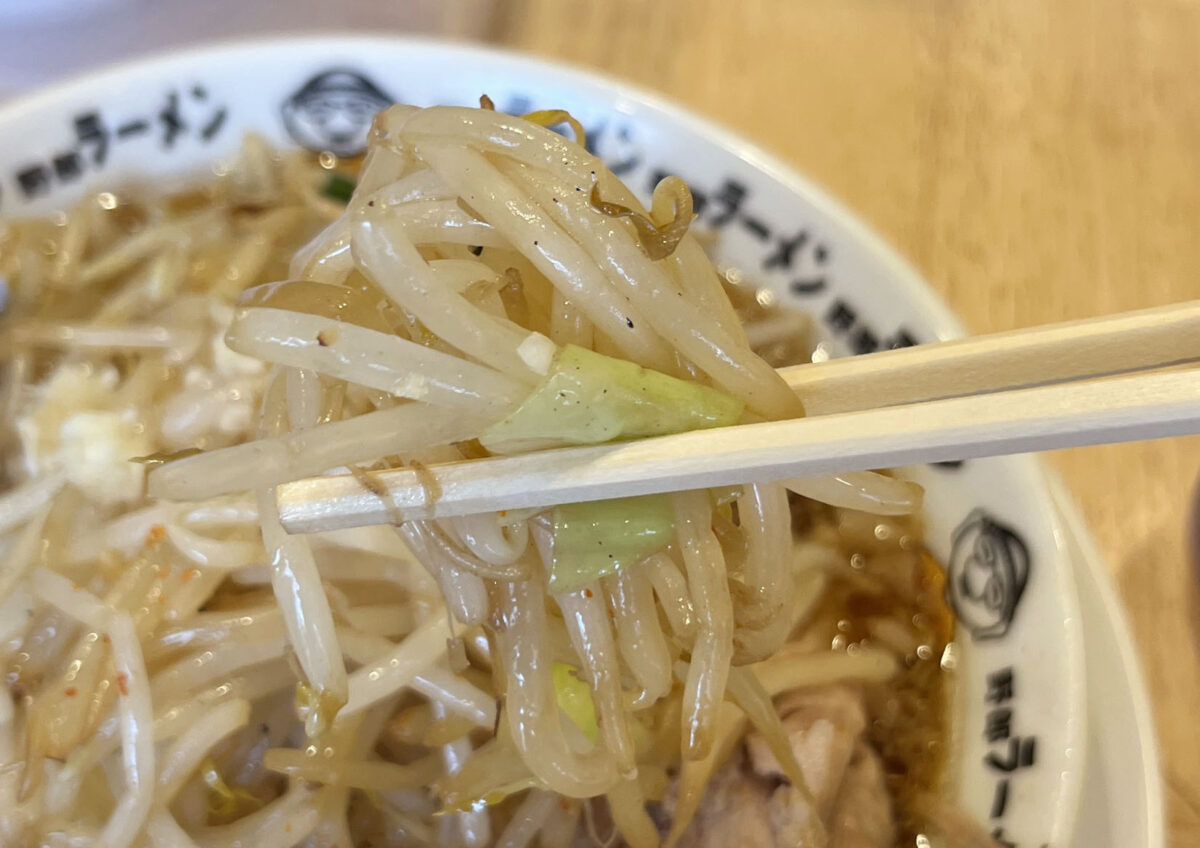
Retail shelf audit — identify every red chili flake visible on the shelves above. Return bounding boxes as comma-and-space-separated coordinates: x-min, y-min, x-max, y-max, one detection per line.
64, 687, 77, 697
116, 673, 129, 696
583, 588, 594, 598
560, 799, 572, 812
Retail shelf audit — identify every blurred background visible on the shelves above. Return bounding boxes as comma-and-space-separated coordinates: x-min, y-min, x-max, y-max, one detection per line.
0, 0, 491, 98
2, 0, 1198, 842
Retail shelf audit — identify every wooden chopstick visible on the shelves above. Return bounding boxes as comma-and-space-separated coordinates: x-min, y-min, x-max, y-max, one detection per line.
274, 300, 1200, 534
779, 299, 1200, 415
277, 368, 1200, 533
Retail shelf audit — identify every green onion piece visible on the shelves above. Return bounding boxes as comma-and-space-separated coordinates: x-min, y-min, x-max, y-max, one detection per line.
550, 494, 675, 593
480, 344, 744, 454
321, 172, 356, 204
553, 662, 599, 742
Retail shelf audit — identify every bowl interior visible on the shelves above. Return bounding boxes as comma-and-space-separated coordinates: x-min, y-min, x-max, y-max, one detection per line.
0, 35, 1087, 845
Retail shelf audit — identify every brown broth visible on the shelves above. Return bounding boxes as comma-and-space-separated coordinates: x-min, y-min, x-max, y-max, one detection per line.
791, 495, 955, 845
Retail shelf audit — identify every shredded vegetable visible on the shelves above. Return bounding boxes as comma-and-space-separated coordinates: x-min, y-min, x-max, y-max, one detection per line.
552, 663, 599, 743
550, 495, 674, 593
481, 344, 744, 454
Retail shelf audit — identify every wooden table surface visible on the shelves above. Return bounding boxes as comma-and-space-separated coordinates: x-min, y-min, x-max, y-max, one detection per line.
478, 1, 1200, 843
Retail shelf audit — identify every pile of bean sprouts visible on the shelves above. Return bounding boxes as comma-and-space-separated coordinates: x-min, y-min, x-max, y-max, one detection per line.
0, 103, 983, 848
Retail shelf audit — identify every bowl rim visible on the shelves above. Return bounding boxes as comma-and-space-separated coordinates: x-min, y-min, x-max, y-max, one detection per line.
0, 31, 966, 338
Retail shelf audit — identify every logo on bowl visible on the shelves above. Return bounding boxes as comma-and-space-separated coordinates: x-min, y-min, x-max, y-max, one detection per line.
281, 69, 393, 157
947, 509, 1030, 641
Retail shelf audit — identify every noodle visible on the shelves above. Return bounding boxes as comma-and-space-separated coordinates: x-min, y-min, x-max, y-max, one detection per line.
145, 810, 202, 848
78, 209, 225, 287
734, 482, 793, 630
262, 747, 441, 791
494, 789, 557, 848
353, 215, 552, 380
554, 583, 637, 778
150, 639, 286, 703
437, 700, 494, 848
603, 566, 672, 708
0, 503, 51, 601
343, 615, 448, 715
156, 699, 250, 802
191, 786, 321, 848
662, 701, 746, 848
149, 401, 493, 500
284, 366, 323, 433
226, 306, 526, 414
0, 472, 63, 536
784, 471, 923, 515
451, 511, 531, 566
257, 486, 347, 719
671, 491, 735, 761
397, 523, 490, 624
414, 143, 678, 374
162, 524, 259, 570
643, 552, 698, 642
607, 777, 660, 848
752, 645, 900, 696
411, 519, 530, 581
516, 163, 800, 419
723, 667, 820, 834
492, 578, 617, 797
362, 167, 456, 209
32, 570, 156, 848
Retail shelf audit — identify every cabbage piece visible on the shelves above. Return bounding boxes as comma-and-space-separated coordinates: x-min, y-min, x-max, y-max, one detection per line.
480, 345, 743, 454
553, 662, 599, 743
550, 495, 674, 593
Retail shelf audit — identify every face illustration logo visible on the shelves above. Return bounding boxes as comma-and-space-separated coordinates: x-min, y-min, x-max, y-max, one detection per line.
946, 509, 1030, 640
281, 70, 394, 157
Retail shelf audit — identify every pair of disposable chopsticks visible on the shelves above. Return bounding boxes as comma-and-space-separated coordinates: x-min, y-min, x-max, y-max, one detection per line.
275, 300, 1200, 534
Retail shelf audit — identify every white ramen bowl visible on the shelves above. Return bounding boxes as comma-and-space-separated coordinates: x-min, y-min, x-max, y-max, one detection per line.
0, 36, 1088, 845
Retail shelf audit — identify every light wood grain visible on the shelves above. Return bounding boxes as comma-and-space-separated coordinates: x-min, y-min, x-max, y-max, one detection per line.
486, 2, 1200, 841
279, 369, 1200, 533
278, 305, 1200, 531
783, 299, 1200, 416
